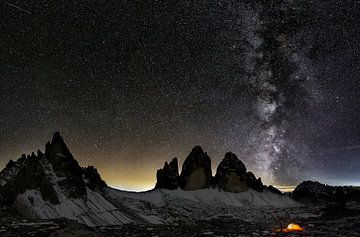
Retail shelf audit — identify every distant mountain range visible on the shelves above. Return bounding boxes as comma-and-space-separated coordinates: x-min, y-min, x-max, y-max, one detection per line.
0, 132, 358, 226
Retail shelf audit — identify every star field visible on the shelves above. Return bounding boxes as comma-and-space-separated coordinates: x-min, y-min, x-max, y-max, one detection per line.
1, 1, 360, 190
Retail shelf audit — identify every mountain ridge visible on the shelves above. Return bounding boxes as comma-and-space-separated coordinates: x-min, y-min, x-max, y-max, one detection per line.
155, 148, 267, 193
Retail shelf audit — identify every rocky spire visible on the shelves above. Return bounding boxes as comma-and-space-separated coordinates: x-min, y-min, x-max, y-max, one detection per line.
179, 146, 212, 190
45, 132, 86, 198
215, 152, 249, 193
155, 158, 179, 190
45, 132, 73, 161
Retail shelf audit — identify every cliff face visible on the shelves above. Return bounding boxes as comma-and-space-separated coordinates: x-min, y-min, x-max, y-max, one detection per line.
155, 158, 179, 190
179, 146, 213, 190
215, 152, 248, 193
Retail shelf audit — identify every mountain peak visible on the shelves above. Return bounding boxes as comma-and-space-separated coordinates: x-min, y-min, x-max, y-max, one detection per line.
179, 146, 212, 190
51, 131, 64, 144
190, 145, 205, 154
45, 132, 72, 161
215, 152, 248, 193
0, 132, 112, 208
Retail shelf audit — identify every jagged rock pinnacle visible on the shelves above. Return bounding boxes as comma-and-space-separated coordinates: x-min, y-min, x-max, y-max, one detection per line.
45, 132, 72, 160
155, 158, 179, 190
51, 131, 65, 144
179, 146, 212, 190
215, 152, 248, 193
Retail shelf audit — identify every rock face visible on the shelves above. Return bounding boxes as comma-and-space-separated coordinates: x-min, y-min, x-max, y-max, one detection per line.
245, 172, 264, 192
215, 152, 249, 193
155, 158, 179, 190
45, 132, 87, 198
179, 146, 212, 190
83, 166, 107, 191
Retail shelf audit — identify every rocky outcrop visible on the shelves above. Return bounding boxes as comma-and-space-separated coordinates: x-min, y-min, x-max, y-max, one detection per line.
245, 172, 264, 192
179, 146, 212, 190
155, 158, 179, 190
215, 152, 249, 193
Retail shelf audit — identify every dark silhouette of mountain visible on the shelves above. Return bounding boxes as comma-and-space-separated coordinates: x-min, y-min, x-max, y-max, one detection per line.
215, 152, 248, 192
179, 146, 213, 190
0, 151, 60, 205
0, 132, 107, 207
0, 133, 136, 226
245, 171, 264, 192
266, 185, 283, 195
45, 132, 87, 199
292, 181, 350, 204
155, 158, 179, 190
155, 147, 265, 193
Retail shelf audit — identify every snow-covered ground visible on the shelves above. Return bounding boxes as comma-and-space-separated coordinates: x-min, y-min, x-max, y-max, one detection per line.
13, 182, 300, 226
1, 185, 359, 236
108, 187, 298, 208
15, 188, 133, 226
12, 158, 133, 227
104, 187, 302, 225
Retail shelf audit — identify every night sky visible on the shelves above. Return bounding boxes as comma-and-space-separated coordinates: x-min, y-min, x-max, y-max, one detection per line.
1, 1, 360, 191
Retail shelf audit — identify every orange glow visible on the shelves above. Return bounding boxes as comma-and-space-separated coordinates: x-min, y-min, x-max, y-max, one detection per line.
275, 223, 305, 233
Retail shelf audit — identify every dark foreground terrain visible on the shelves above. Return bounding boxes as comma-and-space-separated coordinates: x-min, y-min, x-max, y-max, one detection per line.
1, 204, 360, 237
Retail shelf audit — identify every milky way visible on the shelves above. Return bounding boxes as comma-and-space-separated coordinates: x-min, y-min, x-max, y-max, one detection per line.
1, 1, 360, 190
